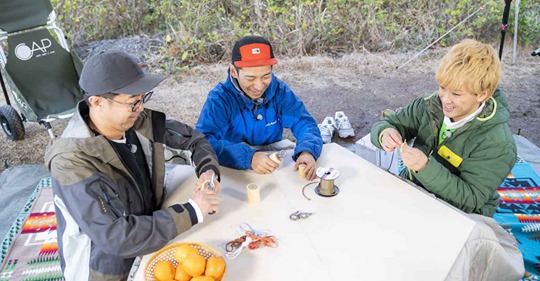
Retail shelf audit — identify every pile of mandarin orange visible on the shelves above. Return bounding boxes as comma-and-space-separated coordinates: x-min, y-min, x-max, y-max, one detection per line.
153, 244, 226, 281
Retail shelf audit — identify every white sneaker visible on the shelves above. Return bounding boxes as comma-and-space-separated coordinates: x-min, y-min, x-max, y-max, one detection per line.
334, 111, 355, 138
318, 116, 336, 144
318, 124, 332, 144
322, 116, 336, 129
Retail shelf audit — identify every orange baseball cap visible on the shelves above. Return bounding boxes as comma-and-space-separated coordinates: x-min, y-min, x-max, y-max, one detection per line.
232, 35, 278, 68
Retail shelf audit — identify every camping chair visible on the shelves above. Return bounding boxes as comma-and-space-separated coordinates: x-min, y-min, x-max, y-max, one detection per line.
0, 0, 84, 140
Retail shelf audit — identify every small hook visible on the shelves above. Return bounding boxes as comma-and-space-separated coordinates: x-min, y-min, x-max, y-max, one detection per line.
289, 211, 313, 221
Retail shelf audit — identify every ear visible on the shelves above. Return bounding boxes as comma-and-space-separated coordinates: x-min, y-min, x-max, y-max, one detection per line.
476, 90, 490, 103
88, 96, 103, 108
229, 64, 238, 79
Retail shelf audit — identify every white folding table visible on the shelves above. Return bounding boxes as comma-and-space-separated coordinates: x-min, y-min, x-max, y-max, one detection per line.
131, 143, 476, 281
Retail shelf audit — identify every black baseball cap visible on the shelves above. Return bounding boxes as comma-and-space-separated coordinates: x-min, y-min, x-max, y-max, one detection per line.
231, 35, 278, 68
79, 51, 166, 96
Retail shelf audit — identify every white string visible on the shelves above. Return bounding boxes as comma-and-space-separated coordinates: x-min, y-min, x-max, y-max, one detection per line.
225, 236, 252, 260
238, 223, 271, 237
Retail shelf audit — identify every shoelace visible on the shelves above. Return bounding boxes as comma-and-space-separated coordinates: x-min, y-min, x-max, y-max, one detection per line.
336, 117, 352, 129
318, 124, 333, 135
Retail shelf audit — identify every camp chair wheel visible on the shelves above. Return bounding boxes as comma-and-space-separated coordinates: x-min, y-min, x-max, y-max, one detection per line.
0, 105, 25, 141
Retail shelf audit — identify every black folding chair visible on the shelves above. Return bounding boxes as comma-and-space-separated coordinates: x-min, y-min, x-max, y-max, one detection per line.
0, 0, 84, 140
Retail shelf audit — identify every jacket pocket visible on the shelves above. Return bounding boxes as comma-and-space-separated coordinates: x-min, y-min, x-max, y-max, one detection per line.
98, 183, 127, 218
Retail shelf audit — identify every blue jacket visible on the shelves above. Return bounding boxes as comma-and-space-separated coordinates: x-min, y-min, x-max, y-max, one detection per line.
196, 71, 322, 169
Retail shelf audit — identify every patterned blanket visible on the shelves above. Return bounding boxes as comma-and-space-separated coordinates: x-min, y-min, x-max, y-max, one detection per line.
0, 162, 539, 281
495, 161, 540, 280
0, 178, 63, 281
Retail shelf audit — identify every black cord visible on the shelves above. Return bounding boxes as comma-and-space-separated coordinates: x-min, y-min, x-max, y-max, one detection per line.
301, 181, 319, 201
378, 149, 396, 172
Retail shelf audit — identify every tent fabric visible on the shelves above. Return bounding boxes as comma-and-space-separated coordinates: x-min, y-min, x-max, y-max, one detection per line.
514, 135, 540, 175
0, 164, 49, 240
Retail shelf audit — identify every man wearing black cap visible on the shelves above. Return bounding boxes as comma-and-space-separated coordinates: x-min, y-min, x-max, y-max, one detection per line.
196, 35, 323, 180
45, 51, 221, 281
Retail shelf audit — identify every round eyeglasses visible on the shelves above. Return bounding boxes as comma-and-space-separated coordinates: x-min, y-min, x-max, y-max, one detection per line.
103, 91, 154, 112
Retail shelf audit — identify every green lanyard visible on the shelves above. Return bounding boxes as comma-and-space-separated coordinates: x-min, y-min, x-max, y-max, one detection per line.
438, 122, 456, 145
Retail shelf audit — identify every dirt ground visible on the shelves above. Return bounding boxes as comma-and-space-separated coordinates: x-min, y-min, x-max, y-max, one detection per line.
1, 48, 539, 171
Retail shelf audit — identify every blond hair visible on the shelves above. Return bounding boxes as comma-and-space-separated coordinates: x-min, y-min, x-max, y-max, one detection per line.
435, 39, 500, 97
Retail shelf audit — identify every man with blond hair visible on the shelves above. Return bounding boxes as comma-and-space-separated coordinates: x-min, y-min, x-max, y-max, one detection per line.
371, 39, 524, 280
372, 39, 516, 217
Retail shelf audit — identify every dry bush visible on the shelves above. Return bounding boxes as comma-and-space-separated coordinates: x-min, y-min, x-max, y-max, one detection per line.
51, 0, 539, 73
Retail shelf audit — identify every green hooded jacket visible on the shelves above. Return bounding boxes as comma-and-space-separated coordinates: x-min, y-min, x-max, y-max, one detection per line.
371, 89, 516, 217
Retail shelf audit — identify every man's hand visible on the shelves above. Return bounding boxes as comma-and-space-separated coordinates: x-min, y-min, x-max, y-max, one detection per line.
294, 152, 317, 180
192, 189, 220, 216
195, 170, 221, 194
380, 128, 403, 152
251, 152, 279, 174
400, 145, 429, 172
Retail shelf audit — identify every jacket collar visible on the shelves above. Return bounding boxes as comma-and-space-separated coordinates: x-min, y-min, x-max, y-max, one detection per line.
424, 89, 509, 144
45, 101, 127, 170
61, 101, 95, 138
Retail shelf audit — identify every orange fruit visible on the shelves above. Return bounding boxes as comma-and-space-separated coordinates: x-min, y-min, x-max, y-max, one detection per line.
152, 260, 175, 281
174, 244, 199, 264
191, 276, 215, 281
205, 256, 226, 280
181, 253, 206, 277
174, 266, 192, 281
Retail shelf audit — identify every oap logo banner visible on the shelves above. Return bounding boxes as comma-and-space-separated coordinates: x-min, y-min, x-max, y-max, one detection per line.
15, 39, 55, 61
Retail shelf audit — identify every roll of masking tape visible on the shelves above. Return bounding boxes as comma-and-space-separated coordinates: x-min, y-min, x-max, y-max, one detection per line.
246, 183, 261, 205
298, 164, 307, 179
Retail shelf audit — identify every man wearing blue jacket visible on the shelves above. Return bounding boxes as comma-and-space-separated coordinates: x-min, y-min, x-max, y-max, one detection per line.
196, 35, 322, 180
